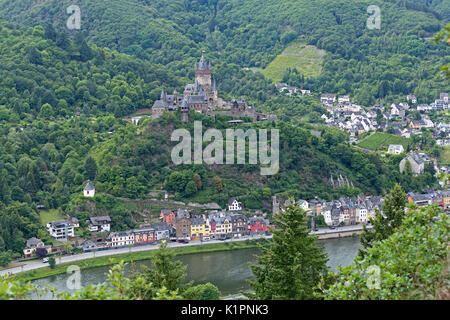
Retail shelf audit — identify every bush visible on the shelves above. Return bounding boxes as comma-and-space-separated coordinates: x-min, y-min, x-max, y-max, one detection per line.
183, 283, 221, 300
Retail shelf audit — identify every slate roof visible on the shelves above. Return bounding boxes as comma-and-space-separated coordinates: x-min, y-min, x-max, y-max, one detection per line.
90, 216, 111, 226
84, 180, 95, 191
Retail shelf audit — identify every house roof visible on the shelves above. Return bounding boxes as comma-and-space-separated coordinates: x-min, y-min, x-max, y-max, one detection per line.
90, 216, 111, 225
151, 222, 170, 231
81, 240, 98, 249
84, 180, 95, 191
191, 217, 206, 226
47, 220, 74, 229
26, 237, 43, 248
228, 197, 241, 205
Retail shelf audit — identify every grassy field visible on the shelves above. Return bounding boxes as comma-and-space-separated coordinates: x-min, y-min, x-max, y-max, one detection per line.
358, 132, 410, 151
262, 42, 325, 83
39, 209, 64, 226
15, 239, 267, 282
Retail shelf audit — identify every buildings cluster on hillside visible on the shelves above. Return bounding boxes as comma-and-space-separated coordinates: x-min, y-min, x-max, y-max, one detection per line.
273, 195, 383, 226
320, 92, 450, 142
273, 188, 450, 228
274, 82, 312, 97
150, 55, 277, 123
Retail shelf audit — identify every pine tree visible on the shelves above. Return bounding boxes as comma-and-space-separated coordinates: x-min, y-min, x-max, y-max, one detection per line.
84, 156, 98, 181
359, 183, 407, 256
136, 241, 192, 299
247, 202, 329, 299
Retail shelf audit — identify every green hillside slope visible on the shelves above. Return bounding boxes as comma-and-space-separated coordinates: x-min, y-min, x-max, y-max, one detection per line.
0, 0, 448, 106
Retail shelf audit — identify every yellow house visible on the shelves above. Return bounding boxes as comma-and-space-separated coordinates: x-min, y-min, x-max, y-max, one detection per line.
190, 217, 210, 240
23, 237, 52, 258
442, 191, 450, 207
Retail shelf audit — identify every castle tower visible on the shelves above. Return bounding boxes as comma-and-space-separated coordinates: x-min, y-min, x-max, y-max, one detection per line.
195, 54, 212, 90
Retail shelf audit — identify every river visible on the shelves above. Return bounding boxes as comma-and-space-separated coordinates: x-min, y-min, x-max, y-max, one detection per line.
31, 236, 362, 299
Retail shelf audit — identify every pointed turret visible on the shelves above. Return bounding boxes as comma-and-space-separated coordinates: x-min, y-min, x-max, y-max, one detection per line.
160, 89, 166, 101
181, 99, 189, 112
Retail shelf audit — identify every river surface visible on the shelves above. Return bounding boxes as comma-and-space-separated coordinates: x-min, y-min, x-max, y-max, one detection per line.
32, 237, 361, 299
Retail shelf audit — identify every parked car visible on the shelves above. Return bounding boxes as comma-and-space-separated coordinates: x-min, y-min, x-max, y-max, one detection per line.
329, 226, 336, 230
42, 258, 49, 263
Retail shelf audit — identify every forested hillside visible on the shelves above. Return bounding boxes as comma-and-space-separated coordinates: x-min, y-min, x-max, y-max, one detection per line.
89, 112, 438, 207
0, 0, 448, 106
0, 19, 182, 120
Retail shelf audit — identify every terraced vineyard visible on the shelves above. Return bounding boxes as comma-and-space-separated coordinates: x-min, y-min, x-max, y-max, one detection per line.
358, 132, 411, 151
261, 42, 325, 83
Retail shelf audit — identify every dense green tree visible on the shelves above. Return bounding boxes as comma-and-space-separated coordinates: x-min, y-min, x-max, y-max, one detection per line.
84, 156, 98, 181
247, 202, 328, 299
48, 257, 56, 269
0, 251, 12, 267
134, 241, 192, 299
360, 184, 407, 255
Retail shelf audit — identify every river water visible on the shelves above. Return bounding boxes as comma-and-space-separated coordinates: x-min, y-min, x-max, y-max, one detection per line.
32, 237, 361, 299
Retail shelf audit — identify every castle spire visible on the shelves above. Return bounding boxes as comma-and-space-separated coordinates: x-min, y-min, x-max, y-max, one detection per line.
160, 89, 166, 101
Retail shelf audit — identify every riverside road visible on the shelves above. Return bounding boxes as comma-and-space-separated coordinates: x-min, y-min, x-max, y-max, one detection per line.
1, 224, 371, 276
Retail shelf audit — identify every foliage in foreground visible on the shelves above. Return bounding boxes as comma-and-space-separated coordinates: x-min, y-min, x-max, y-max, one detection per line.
325, 204, 449, 300
247, 203, 329, 299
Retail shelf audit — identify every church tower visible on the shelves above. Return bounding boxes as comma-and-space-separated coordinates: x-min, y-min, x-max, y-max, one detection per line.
195, 54, 212, 90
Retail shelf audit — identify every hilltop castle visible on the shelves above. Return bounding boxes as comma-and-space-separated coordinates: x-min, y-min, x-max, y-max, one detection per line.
152, 55, 277, 122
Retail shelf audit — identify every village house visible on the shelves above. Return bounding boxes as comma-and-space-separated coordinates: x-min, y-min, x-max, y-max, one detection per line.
406, 94, 417, 104
208, 212, 232, 239
338, 95, 350, 105
441, 190, 450, 208
23, 237, 50, 258
133, 227, 155, 245
88, 216, 111, 232
248, 217, 269, 234
160, 209, 176, 226
230, 214, 248, 238
320, 94, 336, 106
174, 216, 192, 241
47, 219, 76, 241
387, 144, 404, 154
399, 153, 431, 175
228, 198, 243, 211
190, 217, 210, 240
80, 240, 98, 252
151, 222, 172, 241
106, 231, 134, 248
83, 180, 95, 197
298, 199, 309, 211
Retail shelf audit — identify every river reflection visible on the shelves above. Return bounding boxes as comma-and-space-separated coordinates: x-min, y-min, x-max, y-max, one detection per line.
32, 236, 361, 299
